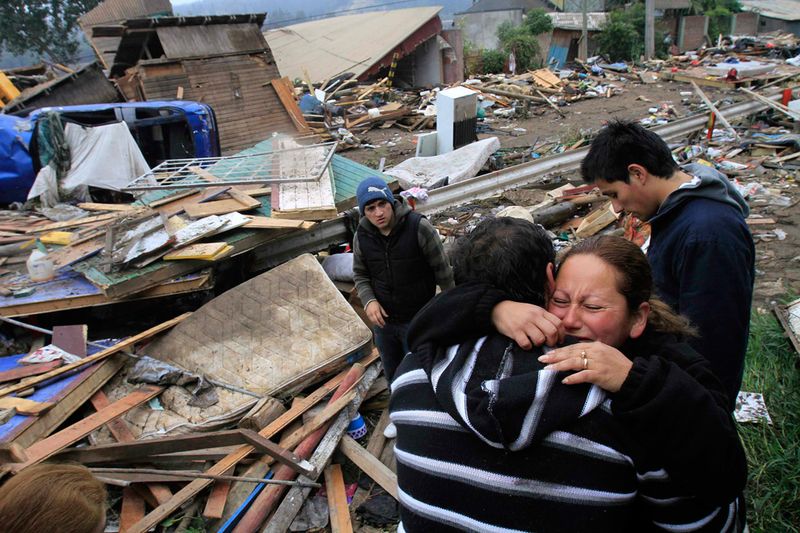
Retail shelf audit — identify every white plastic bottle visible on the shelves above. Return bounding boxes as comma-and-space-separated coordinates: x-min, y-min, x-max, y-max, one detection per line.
26, 248, 55, 281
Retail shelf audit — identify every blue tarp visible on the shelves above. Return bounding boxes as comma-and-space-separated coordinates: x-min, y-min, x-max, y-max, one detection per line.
0, 114, 35, 204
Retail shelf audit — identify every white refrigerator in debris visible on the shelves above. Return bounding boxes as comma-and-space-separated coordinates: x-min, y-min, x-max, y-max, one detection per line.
436, 86, 478, 155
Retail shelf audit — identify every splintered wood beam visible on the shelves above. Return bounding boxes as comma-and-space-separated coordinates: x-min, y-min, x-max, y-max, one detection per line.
0, 361, 63, 384
0, 314, 190, 399
8, 387, 164, 473
120, 487, 146, 533
338, 435, 398, 500
125, 354, 379, 533
261, 362, 382, 533
57, 429, 313, 477
203, 466, 234, 520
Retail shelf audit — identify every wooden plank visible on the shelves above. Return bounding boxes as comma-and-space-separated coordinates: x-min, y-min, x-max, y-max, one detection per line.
0, 360, 62, 384
120, 487, 146, 533
184, 198, 260, 218
203, 466, 234, 520
271, 77, 312, 134
126, 355, 378, 533
164, 243, 230, 261
57, 428, 313, 476
338, 435, 397, 499
260, 363, 381, 533
243, 216, 314, 230
10, 386, 164, 472
26, 213, 122, 233
8, 356, 125, 448
78, 203, 139, 212
0, 313, 190, 399
324, 464, 353, 533
0, 397, 54, 416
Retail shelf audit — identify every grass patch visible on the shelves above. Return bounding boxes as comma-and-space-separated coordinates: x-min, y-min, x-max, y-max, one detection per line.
740, 311, 800, 531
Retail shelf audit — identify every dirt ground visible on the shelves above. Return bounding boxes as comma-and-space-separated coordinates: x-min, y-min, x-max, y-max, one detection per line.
344, 80, 800, 311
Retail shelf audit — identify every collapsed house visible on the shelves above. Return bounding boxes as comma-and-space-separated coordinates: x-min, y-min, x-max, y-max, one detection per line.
87, 13, 297, 154
264, 6, 464, 88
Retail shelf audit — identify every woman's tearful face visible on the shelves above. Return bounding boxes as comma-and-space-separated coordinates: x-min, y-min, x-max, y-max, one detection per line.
548, 254, 645, 348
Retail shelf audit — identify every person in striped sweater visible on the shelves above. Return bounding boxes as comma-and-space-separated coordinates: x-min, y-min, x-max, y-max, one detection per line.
389, 219, 746, 532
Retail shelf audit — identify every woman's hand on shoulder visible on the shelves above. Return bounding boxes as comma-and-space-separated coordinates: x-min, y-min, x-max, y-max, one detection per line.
491, 301, 564, 350
539, 341, 633, 393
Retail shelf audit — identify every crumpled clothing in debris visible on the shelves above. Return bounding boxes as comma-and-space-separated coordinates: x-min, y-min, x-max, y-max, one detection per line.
127, 355, 219, 407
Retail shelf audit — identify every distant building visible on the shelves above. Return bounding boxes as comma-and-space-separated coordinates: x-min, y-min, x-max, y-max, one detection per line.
739, 0, 800, 35
264, 7, 464, 88
91, 14, 296, 154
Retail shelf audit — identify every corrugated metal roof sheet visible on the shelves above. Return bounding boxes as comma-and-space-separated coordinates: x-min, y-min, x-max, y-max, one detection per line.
740, 0, 800, 21
263, 6, 443, 82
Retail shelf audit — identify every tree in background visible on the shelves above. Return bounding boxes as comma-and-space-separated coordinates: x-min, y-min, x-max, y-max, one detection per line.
497, 8, 553, 73
0, 0, 101, 65
689, 0, 742, 44
596, 2, 671, 62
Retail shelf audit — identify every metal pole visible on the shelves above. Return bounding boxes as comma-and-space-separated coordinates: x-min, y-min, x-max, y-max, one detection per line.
580, 0, 588, 61
645, 0, 655, 59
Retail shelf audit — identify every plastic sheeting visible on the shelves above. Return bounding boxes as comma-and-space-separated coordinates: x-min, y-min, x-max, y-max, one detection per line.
384, 137, 501, 190
0, 115, 35, 204
28, 121, 150, 206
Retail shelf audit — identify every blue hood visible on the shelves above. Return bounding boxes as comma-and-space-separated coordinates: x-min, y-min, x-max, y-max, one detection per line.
650, 162, 749, 225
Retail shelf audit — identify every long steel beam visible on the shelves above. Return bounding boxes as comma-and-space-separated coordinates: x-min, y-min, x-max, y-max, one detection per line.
418, 93, 780, 214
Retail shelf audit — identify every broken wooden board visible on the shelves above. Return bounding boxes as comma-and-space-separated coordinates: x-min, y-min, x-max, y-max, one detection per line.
271, 77, 312, 134
0, 270, 212, 318
0, 349, 125, 448
244, 217, 315, 230
184, 194, 261, 218
0, 397, 54, 416
8, 386, 164, 472
271, 138, 338, 221
324, 464, 353, 533
164, 243, 232, 261
575, 202, 619, 238
0, 360, 62, 384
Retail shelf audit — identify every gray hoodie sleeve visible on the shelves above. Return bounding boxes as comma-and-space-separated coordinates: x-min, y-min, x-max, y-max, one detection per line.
352, 232, 377, 307
417, 218, 454, 291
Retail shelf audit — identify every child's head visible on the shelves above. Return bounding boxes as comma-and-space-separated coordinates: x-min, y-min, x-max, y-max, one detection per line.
0, 463, 107, 533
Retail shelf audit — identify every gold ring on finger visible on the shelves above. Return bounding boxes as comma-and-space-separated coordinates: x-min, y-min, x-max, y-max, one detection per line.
583, 357, 588, 370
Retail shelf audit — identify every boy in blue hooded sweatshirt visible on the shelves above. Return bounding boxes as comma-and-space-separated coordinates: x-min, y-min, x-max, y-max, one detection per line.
577, 120, 754, 410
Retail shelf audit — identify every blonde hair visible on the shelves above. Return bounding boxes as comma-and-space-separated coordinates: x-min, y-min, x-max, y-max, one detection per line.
0, 463, 106, 533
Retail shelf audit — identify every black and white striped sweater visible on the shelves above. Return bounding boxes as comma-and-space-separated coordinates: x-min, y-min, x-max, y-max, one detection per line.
389, 293, 746, 532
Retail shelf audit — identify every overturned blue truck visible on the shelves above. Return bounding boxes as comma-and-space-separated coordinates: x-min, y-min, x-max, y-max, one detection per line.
0, 101, 220, 204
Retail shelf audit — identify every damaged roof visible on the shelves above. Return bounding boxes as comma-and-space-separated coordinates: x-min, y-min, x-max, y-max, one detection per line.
263, 6, 443, 82
739, 0, 800, 21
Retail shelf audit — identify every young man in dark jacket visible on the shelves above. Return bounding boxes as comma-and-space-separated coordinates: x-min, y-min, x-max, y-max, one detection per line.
580, 120, 754, 409
352, 177, 453, 436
